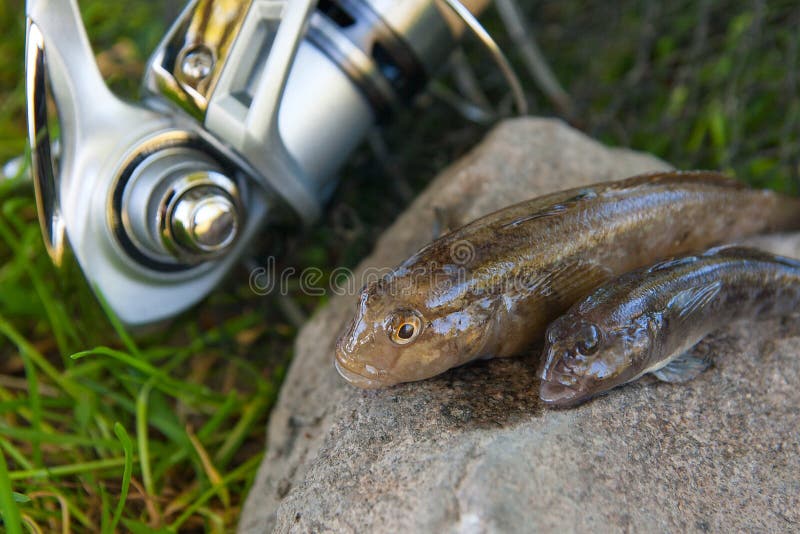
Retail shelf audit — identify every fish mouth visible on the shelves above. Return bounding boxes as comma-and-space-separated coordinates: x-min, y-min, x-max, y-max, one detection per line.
334, 358, 386, 389
539, 380, 590, 406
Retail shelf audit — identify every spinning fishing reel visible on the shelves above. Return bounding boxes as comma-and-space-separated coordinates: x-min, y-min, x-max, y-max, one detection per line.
23, 0, 531, 325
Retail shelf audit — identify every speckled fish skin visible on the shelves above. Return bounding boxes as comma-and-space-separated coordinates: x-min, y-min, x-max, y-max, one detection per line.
335, 171, 800, 389
539, 247, 800, 406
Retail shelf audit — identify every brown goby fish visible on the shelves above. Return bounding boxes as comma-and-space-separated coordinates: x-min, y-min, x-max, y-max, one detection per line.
335, 172, 800, 388
538, 246, 800, 406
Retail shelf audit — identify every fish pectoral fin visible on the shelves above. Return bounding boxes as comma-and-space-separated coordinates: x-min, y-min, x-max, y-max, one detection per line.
652, 350, 712, 383
525, 260, 614, 305
647, 256, 699, 273
668, 280, 723, 320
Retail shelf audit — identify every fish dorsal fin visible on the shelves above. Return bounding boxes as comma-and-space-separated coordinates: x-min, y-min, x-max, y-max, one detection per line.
485, 171, 743, 233
564, 189, 599, 203
502, 204, 568, 229
500, 188, 598, 229
667, 280, 723, 320
611, 171, 746, 191
702, 244, 759, 258
646, 256, 699, 273
703, 245, 800, 269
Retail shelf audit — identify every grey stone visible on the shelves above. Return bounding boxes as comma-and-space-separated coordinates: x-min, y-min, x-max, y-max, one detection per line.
239, 118, 800, 533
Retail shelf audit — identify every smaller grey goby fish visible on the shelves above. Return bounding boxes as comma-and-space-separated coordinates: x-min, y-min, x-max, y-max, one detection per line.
336, 171, 800, 389
539, 246, 800, 406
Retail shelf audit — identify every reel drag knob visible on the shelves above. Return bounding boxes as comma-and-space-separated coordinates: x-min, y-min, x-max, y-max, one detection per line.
167, 178, 240, 257
120, 147, 245, 267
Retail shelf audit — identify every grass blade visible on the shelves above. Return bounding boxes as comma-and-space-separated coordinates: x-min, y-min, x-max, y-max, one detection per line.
107, 423, 133, 534
0, 446, 23, 534
136, 381, 155, 496
72, 347, 218, 402
9, 457, 131, 481
168, 454, 263, 531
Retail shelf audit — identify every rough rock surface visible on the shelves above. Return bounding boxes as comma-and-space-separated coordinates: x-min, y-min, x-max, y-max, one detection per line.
239, 118, 800, 533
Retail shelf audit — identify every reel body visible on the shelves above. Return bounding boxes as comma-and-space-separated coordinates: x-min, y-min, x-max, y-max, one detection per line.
25, 0, 492, 325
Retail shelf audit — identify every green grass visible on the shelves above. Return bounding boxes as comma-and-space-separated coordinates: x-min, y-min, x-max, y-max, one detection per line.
528, 0, 800, 194
0, 0, 799, 532
0, 2, 295, 531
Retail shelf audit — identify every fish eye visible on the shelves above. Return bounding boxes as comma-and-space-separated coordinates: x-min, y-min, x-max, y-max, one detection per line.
398, 323, 415, 339
386, 309, 423, 345
575, 323, 601, 356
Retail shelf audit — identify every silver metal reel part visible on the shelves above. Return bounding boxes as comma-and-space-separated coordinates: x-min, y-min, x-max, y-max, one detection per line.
26, 0, 519, 326
25, 0, 268, 325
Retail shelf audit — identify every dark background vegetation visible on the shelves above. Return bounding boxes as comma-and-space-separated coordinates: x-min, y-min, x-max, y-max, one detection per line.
0, 0, 797, 531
